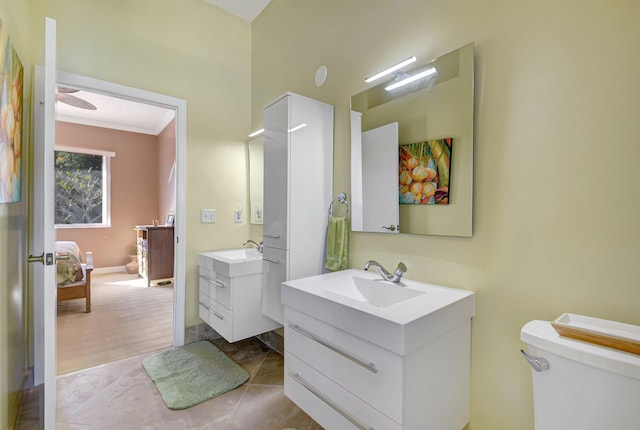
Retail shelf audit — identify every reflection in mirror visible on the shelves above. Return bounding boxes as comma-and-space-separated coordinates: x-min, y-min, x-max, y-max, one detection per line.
351, 113, 399, 233
248, 136, 264, 224
350, 43, 474, 237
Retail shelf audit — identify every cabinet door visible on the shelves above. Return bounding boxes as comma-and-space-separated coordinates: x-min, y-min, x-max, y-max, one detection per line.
263, 96, 289, 250
261, 246, 288, 324
288, 94, 333, 274
147, 227, 174, 281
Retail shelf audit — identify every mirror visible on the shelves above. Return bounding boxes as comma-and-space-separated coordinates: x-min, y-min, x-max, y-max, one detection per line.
350, 43, 474, 237
248, 136, 264, 224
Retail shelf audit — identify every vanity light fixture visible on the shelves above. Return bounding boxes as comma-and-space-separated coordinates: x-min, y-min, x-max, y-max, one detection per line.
385, 67, 437, 91
364, 56, 416, 83
248, 128, 264, 138
288, 123, 307, 133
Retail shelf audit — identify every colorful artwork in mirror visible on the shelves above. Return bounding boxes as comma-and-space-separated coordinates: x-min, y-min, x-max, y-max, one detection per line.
0, 18, 24, 203
399, 138, 452, 205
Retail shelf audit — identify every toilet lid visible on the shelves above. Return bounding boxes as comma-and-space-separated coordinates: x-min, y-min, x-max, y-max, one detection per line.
521, 320, 640, 380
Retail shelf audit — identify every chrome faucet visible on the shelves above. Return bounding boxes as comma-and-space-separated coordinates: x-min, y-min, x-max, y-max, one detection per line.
243, 239, 263, 253
364, 260, 407, 283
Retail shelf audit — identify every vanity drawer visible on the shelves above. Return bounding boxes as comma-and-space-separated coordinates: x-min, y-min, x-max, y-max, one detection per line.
285, 308, 403, 422
199, 274, 232, 309
198, 291, 224, 313
198, 303, 210, 326
198, 262, 211, 278
200, 300, 232, 340
285, 352, 402, 430
198, 254, 216, 277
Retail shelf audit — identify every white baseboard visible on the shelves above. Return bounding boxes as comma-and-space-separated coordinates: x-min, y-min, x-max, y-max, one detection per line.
92, 266, 127, 275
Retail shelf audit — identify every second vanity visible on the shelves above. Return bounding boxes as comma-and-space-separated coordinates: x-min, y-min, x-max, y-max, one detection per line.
281, 268, 475, 430
198, 249, 280, 342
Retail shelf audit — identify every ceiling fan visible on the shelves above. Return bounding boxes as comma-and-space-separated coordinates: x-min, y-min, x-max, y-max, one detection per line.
57, 86, 97, 110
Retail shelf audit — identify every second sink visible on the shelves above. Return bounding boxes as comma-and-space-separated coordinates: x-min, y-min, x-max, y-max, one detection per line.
210, 248, 262, 262
198, 248, 262, 278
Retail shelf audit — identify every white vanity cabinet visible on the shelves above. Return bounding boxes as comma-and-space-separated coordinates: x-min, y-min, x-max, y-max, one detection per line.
262, 92, 334, 324
198, 251, 280, 343
281, 269, 475, 430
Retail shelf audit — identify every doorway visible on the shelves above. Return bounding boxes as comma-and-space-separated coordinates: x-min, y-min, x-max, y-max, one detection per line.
53, 71, 186, 374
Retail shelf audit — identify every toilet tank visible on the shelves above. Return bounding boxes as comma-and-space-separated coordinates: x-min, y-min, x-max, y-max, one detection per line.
521, 320, 640, 430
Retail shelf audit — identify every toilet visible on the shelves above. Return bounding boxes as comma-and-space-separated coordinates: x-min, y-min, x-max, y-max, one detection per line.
521, 320, 640, 430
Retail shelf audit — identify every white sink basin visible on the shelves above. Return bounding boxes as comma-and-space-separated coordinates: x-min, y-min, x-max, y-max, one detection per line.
198, 248, 262, 277
324, 276, 426, 307
208, 248, 262, 262
281, 269, 474, 354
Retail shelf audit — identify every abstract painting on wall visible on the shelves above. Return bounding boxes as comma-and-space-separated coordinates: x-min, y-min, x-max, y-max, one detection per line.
399, 138, 452, 205
0, 18, 24, 203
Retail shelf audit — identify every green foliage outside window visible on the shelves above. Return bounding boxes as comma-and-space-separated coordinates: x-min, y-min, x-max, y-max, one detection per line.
55, 151, 103, 225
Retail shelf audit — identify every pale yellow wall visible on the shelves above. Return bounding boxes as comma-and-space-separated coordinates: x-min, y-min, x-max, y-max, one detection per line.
2, 0, 638, 428
0, 2, 251, 425
0, 1, 33, 428
252, 1, 640, 429
29, 0, 253, 327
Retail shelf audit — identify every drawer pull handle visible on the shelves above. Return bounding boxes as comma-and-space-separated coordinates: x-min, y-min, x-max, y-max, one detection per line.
263, 233, 280, 238
288, 372, 374, 430
288, 323, 377, 374
263, 257, 280, 264
210, 309, 224, 320
207, 279, 225, 288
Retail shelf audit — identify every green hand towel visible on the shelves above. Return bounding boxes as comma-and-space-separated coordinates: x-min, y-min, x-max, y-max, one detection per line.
324, 216, 349, 271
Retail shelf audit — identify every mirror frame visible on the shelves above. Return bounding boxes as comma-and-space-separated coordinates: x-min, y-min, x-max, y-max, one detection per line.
350, 43, 474, 237
248, 136, 264, 224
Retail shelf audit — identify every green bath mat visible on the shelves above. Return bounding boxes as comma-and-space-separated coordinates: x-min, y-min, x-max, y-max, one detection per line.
143, 341, 249, 409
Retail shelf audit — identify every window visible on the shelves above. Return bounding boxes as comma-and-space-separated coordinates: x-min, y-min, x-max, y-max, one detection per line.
54, 147, 114, 228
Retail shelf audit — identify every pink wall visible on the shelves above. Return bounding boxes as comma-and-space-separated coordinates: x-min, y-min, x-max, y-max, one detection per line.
55, 122, 164, 268
157, 118, 176, 224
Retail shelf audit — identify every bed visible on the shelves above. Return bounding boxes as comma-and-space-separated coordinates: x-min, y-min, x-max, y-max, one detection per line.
55, 241, 93, 313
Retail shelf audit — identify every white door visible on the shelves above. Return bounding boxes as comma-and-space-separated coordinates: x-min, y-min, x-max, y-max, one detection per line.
30, 17, 58, 429
361, 122, 399, 233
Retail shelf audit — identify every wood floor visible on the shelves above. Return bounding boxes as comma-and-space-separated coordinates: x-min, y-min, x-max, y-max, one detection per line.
57, 272, 174, 375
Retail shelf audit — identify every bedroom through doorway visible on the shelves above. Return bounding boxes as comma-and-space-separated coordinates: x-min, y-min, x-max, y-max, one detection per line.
53, 82, 180, 375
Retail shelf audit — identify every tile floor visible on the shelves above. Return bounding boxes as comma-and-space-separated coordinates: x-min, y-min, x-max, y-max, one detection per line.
17, 338, 323, 430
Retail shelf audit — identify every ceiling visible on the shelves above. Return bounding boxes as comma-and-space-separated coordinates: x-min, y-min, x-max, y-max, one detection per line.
202, 0, 271, 22
56, 1, 270, 135
56, 90, 175, 136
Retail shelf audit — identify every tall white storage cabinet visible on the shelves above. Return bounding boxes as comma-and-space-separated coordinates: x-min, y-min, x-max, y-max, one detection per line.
262, 92, 334, 324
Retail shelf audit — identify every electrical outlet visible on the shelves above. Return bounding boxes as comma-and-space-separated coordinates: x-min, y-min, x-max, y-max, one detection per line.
201, 209, 215, 223
234, 207, 243, 223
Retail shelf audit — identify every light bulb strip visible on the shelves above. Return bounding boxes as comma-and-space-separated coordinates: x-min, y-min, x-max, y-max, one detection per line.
385, 67, 436, 91
248, 128, 264, 138
364, 56, 417, 83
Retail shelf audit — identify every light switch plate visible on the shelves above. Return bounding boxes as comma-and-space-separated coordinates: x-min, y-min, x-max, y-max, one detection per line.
201, 209, 215, 223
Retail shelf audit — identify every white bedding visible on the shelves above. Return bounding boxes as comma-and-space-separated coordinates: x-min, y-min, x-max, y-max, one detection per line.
55, 241, 84, 286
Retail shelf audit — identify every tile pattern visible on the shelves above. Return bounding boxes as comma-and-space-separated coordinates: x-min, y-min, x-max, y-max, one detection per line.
17, 336, 323, 429
256, 329, 285, 355
18, 272, 322, 429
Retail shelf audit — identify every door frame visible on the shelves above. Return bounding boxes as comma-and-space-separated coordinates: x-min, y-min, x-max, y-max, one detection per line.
55, 70, 187, 345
